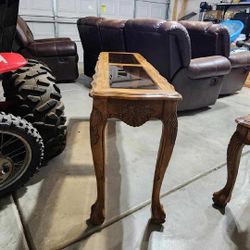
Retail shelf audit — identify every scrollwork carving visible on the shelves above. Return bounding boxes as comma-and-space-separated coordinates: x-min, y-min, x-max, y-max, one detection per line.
110, 102, 154, 127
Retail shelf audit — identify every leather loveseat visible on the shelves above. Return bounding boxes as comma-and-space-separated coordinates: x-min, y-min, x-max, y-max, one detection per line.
14, 17, 79, 82
179, 20, 250, 95
77, 16, 231, 111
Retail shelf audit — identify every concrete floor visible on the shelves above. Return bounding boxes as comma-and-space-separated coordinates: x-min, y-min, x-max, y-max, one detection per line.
1, 76, 250, 250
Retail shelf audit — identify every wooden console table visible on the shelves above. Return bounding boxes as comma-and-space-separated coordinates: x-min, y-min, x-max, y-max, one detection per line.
89, 52, 182, 225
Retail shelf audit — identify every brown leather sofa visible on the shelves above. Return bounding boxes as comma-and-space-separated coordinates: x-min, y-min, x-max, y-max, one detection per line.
180, 21, 250, 95
14, 17, 79, 82
77, 17, 231, 111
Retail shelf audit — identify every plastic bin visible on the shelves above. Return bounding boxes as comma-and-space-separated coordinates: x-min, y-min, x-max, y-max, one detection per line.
220, 20, 244, 43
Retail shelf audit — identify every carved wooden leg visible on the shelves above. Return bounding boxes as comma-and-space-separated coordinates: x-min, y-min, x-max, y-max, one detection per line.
89, 106, 107, 225
213, 130, 245, 208
151, 111, 178, 224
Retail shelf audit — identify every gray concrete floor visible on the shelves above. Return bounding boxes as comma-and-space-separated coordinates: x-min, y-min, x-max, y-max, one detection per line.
1, 76, 250, 250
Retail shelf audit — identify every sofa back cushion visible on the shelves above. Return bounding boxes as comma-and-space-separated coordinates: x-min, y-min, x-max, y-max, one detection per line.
179, 21, 230, 58
124, 19, 191, 80
16, 16, 34, 47
99, 19, 126, 51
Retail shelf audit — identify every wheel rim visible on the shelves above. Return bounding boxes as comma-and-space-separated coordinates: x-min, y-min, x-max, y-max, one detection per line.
0, 131, 32, 191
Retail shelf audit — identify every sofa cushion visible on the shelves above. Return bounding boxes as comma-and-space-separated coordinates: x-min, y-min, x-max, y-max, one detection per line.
99, 19, 126, 51
180, 21, 230, 58
124, 19, 191, 81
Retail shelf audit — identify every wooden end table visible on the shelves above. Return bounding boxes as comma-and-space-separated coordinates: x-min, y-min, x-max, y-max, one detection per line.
213, 115, 250, 208
89, 52, 182, 225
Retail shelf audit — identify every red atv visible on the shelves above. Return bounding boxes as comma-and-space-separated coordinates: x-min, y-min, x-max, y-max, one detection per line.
0, 0, 67, 196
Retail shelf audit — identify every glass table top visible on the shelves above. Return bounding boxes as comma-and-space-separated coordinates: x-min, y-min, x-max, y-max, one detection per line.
109, 65, 159, 89
109, 53, 139, 64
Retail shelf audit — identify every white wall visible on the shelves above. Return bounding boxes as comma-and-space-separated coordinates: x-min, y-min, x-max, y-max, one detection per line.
136, 0, 169, 19
19, 0, 170, 62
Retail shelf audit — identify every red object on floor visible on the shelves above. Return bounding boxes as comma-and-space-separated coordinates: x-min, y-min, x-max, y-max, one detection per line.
0, 53, 26, 74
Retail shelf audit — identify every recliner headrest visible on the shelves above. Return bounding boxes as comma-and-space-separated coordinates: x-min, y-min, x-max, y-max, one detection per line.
16, 16, 34, 46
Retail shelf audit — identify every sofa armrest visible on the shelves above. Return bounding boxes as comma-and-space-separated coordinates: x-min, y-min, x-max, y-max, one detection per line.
186, 55, 231, 79
229, 51, 250, 68
35, 37, 71, 43
28, 40, 77, 57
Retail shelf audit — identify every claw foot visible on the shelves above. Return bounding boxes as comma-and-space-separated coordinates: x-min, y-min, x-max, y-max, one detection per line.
89, 201, 105, 225
213, 189, 231, 208
151, 203, 166, 224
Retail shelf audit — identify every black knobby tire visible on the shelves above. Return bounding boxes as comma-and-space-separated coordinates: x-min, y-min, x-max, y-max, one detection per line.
2, 59, 67, 161
0, 113, 44, 197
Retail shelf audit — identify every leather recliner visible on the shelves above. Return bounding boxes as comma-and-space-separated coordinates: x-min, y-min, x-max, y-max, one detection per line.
14, 16, 79, 82
179, 20, 250, 95
77, 17, 231, 111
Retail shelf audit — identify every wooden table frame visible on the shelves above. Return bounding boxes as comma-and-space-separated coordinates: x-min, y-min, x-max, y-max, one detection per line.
89, 52, 182, 225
